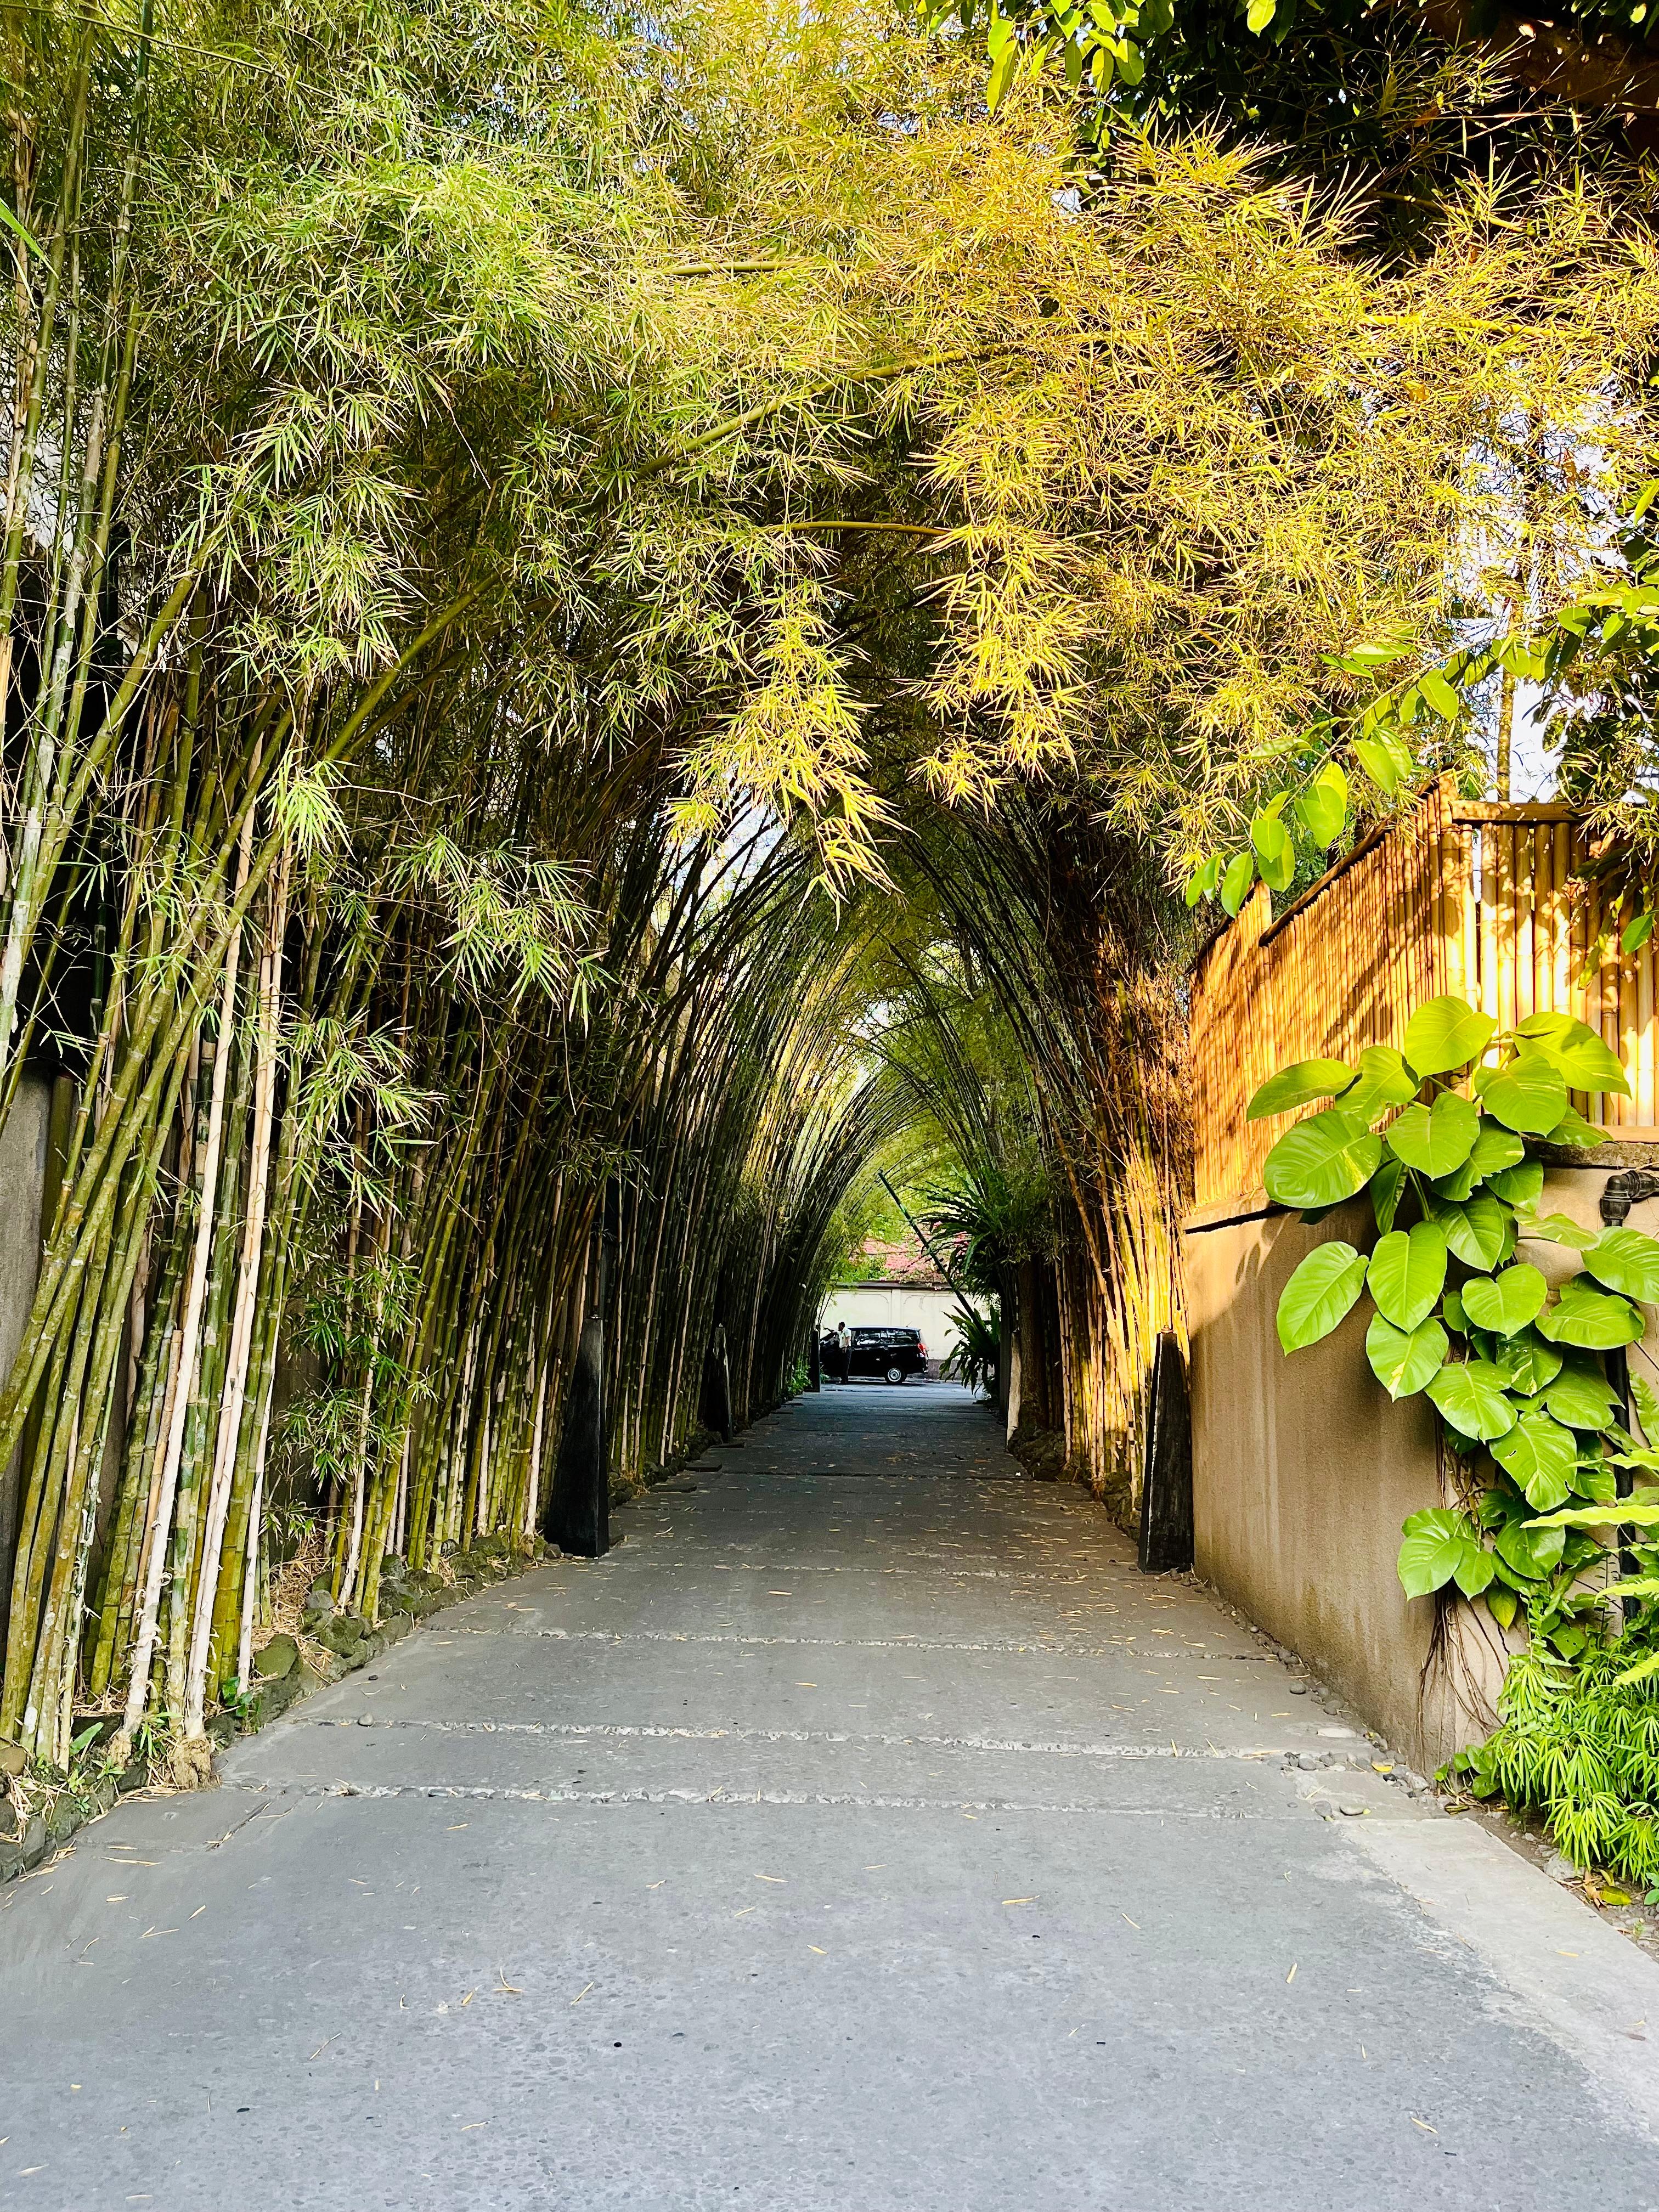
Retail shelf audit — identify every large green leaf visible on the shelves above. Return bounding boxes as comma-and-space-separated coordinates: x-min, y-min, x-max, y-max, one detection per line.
1220, 850, 1255, 916
1365, 1221, 1448, 1330
1339, 1045, 1418, 1119
1250, 810, 1295, 893
1426, 1358, 1517, 1441
1491, 1410, 1577, 1511
1247, 1058, 1356, 1121
1515, 1209, 1598, 1251
1459, 1263, 1547, 1337
1384, 1090, 1479, 1177
1295, 763, 1347, 849
1583, 1226, 1659, 1303
1263, 1112, 1382, 1210
1371, 1154, 1405, 1233
1535, 1281, 1645, 1350
1514, 1012, 1632, 1096
1528, 1500, 1659, 1528
1542, 1359, 1620, 1431
1397, 1507, 1484, 1599
1433, 1119, 1524, 1201
1542, 1108, 1607, 1149
1366, 1313, 1448, 1400
1486, 1327, 1562, 1396
1568, 1452, 1618, 1504
1480, 1053, 1567, 1136
1425, 1191, 1509, 1269
1494, 1514, 1566, 1580
1277, 1243, 1369, 1352
1403, 996, 1497, 1078
1486, 1160, 1543, 1207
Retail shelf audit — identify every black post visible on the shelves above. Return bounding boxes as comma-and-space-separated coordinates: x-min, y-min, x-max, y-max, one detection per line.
701, 1321, 733, 1443
808, 1328, 821, 1392
1137, 1332, 1193, 1575
543, 1314, 610, 1558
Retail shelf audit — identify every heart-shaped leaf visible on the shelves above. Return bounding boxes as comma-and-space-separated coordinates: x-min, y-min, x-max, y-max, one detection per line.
1263, 1112, 1382, 1210
1385, 1090, 1479, 1177
1248, 1058, 1356, 1121
1583, 1226, 1659, 1303
1535, 1281, 1645, 1349
1486, 1160, 1543, 1206
1277, 1243, 1369, 1351
1491, 1410, 1577, 1511
1426, 1358, 1517, 1441
1403, 996, 1497, 1078
1339, 1045, 1418, 1119
1495, 1515, 1566, 1579
1365, 1222, 1447, 1330
1542, 1359, 1620, 1431
1568, 1453, 1618, 1504
1366, 1313, 1448, 1400
1485, 1327, 1562, 1397
1397, 1507, 1483, 1599
1481, 1053, 1567, 1135
1514, 1012, 1632, 1096
1459, 1263, 1547, 1336
1425, 1192, 1509, 1270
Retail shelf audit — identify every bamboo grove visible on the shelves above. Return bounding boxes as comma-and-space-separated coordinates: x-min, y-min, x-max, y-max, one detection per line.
7, 0, 1659, 1774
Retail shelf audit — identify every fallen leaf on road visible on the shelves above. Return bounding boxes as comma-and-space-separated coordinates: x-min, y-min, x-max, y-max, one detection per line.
461, 1990, 476, 2008
808, 1946, 826, 1955
571, 1983, 594, 2005
754, 1873, 785, 1883
1286, 1963, 1297, 1984
1002, 1897, 1035, 1906
1121, 1914, 1139, 1929
1410, 2118, 1437, 2136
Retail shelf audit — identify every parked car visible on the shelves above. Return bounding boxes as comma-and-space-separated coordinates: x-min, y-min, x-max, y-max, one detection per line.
847, 1325, 927, 1383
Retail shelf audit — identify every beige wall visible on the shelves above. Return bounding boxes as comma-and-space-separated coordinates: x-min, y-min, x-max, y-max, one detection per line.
1186, 1161, 1659, 1774
820, 1283, 981, 1362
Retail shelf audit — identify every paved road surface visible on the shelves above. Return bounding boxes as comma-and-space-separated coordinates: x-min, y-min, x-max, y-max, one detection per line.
3, 1381, 1658, 2208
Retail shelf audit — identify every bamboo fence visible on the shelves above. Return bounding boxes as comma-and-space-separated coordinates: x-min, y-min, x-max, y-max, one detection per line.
1190, 779, 1659, 1212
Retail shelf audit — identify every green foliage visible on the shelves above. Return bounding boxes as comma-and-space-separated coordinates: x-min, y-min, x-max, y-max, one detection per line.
1260, 991, 1659, 1653
1453, 1643, 1659, 1890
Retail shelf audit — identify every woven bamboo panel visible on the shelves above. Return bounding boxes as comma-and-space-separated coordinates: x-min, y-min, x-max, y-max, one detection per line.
1189, 783, 1659, 1212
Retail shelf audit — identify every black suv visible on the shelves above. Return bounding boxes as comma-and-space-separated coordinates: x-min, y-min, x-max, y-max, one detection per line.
822, 1325, 928, 1383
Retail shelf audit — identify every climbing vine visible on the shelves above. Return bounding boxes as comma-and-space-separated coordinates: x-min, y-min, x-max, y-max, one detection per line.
1260, 994, 1659, 1661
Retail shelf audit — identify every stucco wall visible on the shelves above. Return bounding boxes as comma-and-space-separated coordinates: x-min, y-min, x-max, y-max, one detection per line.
1186, 1160, 1659, 1774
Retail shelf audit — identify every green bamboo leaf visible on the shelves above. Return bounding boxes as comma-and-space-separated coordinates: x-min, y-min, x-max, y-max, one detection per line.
1527, 1500, 1659, 1527
1384, 1090, 1477, 1176
1583, 1226, 1659, 1302
1277, 1243, 1369, 1351
1365, 1221, 1447, 1330
1246, 1058, 1355, 1121
1262, 1111, 1381, 1210
1426, 1358, 1517, 1441
1365, 1313, 1447, 1399
1402, 996, 1497, 1078
1459, 1262, 1547, 1337
1481, 1053, 1567, 1135
1612, 1647, 1659, 1689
